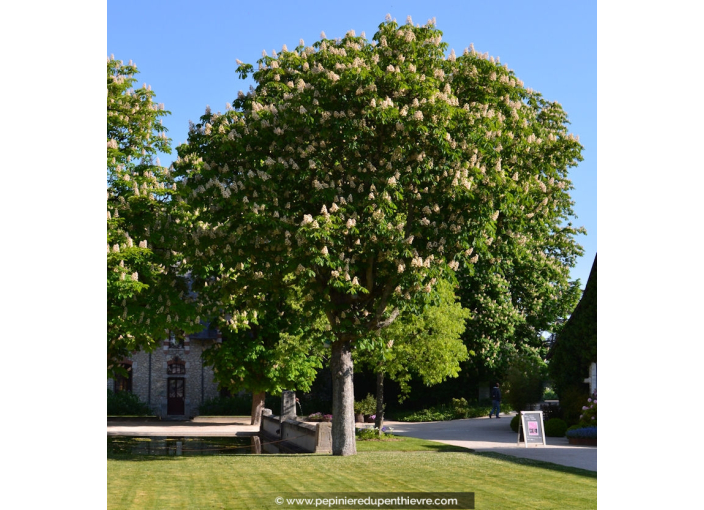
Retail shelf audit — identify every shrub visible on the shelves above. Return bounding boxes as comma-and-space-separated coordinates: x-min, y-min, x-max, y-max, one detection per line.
499, 401, 513, 414
107, 389, 152, 416
505, 353, 547, 412
578, 392, 597, 427
558, 385, 590, 425
465, 404, 493, 418
543, 386, 559, 400
510, 415, 520, 433
396, 407, 454, 422
566, 426, 597, 439
354, 393, 378, 416
394, 399, 493, 422
355, 427, 394, 440
544, 418, 568, 437
451, 398, 469, 418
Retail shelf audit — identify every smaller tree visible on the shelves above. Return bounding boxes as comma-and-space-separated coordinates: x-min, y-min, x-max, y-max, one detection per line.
504, 351, 546, 413
201, 283, 330, 425
355, 278, 471, 431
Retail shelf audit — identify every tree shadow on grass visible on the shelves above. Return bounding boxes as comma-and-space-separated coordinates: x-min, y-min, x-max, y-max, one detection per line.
108, 453, 185, 462
402, 443, 472, 453
472, 451, 597, 479
356, 437, 474, 453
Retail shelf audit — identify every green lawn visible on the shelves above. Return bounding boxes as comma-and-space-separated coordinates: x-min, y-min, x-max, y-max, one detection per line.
108, 437, 596, 510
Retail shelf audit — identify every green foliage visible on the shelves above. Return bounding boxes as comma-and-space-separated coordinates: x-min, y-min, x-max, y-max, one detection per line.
577, 393, 597, 427
107, 389, 152, 416
355, 427, 394, 441
451, 398, 470, 419
107, 56, 197, 375
510, 415, 520, 433
201, 284, 328, 397
198, 395, 253, 416
544, 418, 568, 437
558, 386, 590, 425
543, 386, 559, 400
396, 407, 455, 422
548, 256, 597, 407
174, 16, 583, 354
355, 279, 470, 401
504, 352, 546, 412
173, 17, 585, 453
395, 399, 492, 422
354, 393, 378, 416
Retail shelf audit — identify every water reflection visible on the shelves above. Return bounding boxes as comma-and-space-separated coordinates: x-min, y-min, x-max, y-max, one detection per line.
107, 436, 267, 456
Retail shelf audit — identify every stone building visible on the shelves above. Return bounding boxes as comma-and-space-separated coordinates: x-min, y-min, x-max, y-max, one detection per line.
108, 324, 222, 419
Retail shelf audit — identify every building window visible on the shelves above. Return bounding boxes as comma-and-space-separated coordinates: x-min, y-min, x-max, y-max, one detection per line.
169, 330, 185, 349
167, 357, 186, 375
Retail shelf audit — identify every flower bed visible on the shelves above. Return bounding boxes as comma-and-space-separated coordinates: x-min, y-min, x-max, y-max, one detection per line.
568, 437, 597, 446
355, 425, 396, 441
566, 426, 597, 446
306, 412, 332, 422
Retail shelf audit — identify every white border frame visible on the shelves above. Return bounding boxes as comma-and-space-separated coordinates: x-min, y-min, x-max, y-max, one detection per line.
517, 410, 546, 447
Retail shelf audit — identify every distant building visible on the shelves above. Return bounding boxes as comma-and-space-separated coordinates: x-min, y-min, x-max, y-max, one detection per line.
108, 323, 222, 419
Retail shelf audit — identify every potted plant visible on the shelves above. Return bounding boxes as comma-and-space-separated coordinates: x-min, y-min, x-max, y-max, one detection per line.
353, 401, 365, 423
355, 394, 377, 423
306, 412, 324, 422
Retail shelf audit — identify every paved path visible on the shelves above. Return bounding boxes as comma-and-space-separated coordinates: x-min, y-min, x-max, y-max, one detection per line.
108, 413, 596, 472
381, 413, 596, 472
107, 417, 259, 437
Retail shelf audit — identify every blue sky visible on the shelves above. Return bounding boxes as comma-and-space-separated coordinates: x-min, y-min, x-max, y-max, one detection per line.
108, 0, 596, 286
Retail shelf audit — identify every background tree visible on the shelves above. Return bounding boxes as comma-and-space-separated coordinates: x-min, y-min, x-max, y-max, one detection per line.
355, 278, 470, 431
504, 351, 547, 413
174, 16, 583, 455
454, 243, 583, 388
107, 56, 196, 377
548, 254, 597, 423
201, 282, 329, 426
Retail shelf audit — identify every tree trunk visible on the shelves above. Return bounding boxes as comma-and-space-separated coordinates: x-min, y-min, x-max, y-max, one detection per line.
251, 391, 266, 426
374, 371, 385, 435
331, 338, 357, 456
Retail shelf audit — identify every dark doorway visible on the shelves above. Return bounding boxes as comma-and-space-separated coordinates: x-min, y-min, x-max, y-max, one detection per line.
115, 363, 132, 393
167, 378, 185, 415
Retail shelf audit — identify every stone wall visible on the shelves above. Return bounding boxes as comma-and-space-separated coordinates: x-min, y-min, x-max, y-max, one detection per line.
108, 337, 221, 418
260, 412, 332, 454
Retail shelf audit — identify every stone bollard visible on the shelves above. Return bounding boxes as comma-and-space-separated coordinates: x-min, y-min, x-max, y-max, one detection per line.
281, 390, 297, 421
315, 422, 332, 453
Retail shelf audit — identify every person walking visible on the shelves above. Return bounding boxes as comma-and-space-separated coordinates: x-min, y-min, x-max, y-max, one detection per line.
489, 383, 501, 418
